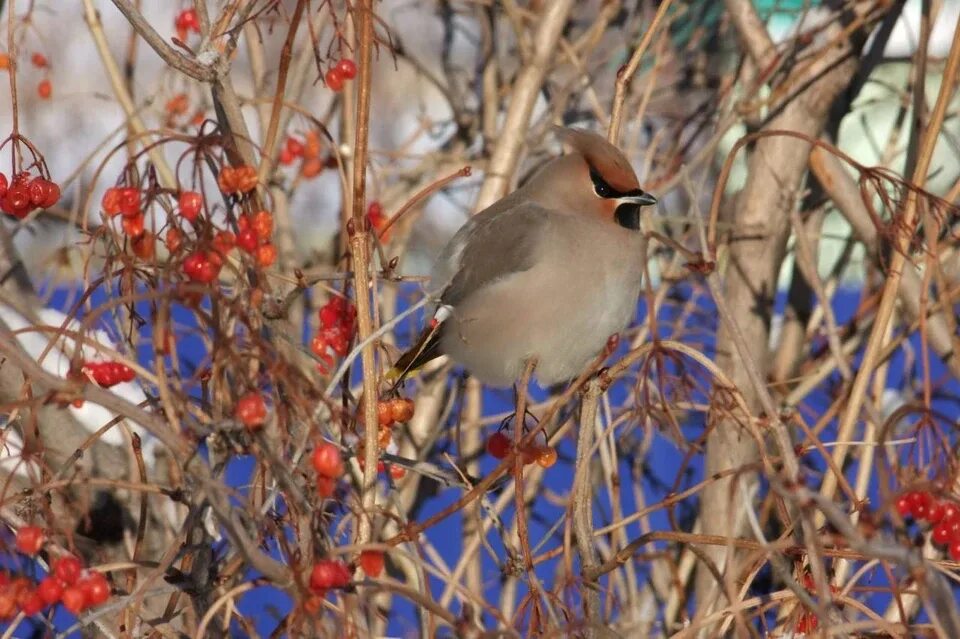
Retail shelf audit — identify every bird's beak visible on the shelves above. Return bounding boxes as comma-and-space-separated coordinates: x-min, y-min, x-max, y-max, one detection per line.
614, 190, 657, 230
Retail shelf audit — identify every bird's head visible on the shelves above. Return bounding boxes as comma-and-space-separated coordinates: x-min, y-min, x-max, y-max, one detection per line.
521, 127, 657, 230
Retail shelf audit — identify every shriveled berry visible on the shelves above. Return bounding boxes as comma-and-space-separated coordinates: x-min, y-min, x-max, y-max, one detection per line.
390, 398, 415, 423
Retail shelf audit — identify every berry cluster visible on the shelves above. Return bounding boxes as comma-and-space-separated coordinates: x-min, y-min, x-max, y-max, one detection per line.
101, 186, 149, 239
278, 130, 329, 178
896, 491, 960, 559
81, 360, 136, 387
311, 442, 344, 498
236, 211, 277, 267
174, 8, 201, 41
324, 59, 357, 92
311, 296, 357, 372
0, 171, 60, 219
1, 529, 111, 620
485, 432, 558, 468
235, 392, 268, 430
217, 165, 259, 195
353, 397, 414, 481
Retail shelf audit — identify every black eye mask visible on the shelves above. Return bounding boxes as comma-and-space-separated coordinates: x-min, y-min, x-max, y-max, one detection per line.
590, 168, 657, 230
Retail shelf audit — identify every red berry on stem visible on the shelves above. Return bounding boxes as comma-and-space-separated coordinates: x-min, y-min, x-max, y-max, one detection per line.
79, 571, 110, 606
0, 172, 7, 198
486, 432, 511, 459
932, 522, 952, 546
53, 556, 83, 585
311, 442, 343, 478
15, 525, 44, 555
325, 68, 344, 92
20, 590, 44, 616
336, 59, 357, 79
237, 227, 258, 253
61, 586, 86, 614
178, 190, 202, 222
358, 550, 384, 577
37, 576, 63, 605
236, 392, 268, 429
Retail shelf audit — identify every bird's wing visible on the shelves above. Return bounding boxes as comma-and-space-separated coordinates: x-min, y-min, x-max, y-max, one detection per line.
388, 203, 552, 388
436, 202, 552, 308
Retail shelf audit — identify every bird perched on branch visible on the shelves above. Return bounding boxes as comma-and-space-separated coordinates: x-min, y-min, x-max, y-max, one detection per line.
392, 127, 657, 387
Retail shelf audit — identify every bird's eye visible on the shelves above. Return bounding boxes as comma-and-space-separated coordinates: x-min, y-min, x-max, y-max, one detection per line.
590, 169, 615, 199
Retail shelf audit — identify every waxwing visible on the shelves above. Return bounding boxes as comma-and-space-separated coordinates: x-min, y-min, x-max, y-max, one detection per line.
393, 127, 657, 387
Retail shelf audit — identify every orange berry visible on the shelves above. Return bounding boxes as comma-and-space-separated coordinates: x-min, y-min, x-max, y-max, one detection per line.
132, 232, 156, 260
252, 210, 273, 240
301, 157, 324, 179
255, 242, 277, 267
376, 401, 394, 427
0, 53, 10, 71
235, 392, 268, 429
535, 446, 558, 468
37, 79, 52, 99
31, 52, 47, 68
390, 397, 415, 423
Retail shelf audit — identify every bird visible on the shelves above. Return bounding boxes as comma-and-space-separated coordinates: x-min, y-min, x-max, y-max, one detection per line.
391, 126, 657, 388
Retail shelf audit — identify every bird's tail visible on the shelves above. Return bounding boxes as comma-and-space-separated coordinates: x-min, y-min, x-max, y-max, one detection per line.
385, 323, 446, 389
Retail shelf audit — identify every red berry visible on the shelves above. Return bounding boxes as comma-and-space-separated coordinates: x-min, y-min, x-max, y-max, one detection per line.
316, 475, 336, 498
175, 9, 200, 34
486, 432, 511, 459
118, 187, 140, 218
183, 251, 221, 283
942, 502, 960, 522
19, 590, 44, 616
37, 576, 63, 605
279, 147, 295, 165
0, 172, 7, 198
309, 560, 351, 592
310, 442, 343, 478
166, 227, 183, 253
31, 52, 47, 68
102, 187, 122, 216
236, 227, 258, 253
932, 522, 953, 546
53, 556, 83, 585
28, 177, 59, 208
78, 571, 110, 606
927, 500, 946, 524
285, 137, 304, 156
336, 59, 357, 79
37, 79, 52, 99
325, 68, 344, 92
950, 541, 960, 561
358, 550, 384, 577
235, 392, 268, 429
178, 190, 202, 222
15, 525, 44, 555
5, 184, 31, 210
60, 586, 86, 614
